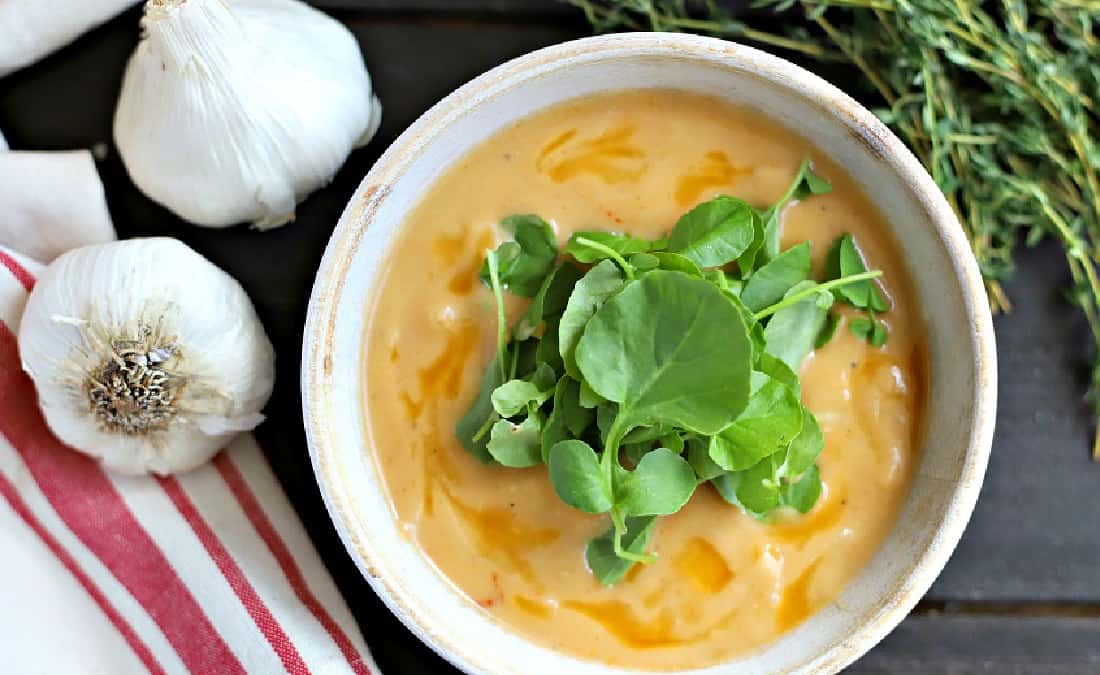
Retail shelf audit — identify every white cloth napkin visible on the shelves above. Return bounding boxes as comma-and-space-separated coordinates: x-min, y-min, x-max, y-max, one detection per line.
0, 0, 139, 77
0, 168, 378, 673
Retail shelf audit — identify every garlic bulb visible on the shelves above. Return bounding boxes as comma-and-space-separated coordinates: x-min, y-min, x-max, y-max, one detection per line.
114, 0, 383, 229
18, 238, 275, 475
0, 150, 117, 262
0, 0, 138, 77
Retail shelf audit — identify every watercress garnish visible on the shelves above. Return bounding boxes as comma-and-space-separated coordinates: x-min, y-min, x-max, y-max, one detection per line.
564, 231, 656, 263
575, 271, 753, 443
586, 516, 656, 585
454, 158, 890, 583
548, 440, 613, 513
667, 195, 756, 268
478, 214, 559, 297
558, 260, 624, 379
760, 158, 832, 263
826, 232, 891, 346
740, 241, 811, 312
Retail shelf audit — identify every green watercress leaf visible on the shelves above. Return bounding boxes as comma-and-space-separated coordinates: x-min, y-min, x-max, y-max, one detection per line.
558, 377, 594, 437
736, 209, 767, 278
516, 263, 583, 340
781, 464, 822, 513
659, 432, 684, 455
585, 516, 657, 586
535, 317, 563, 375
622, 442, 654, 467
779, 409, 824, 480
724, 290, 765, 364
614, 448, 697, 516
756, 351, 801, 398
763, 280, 830, 371
479, 214, 558, 297
631, 252, 661, 271
548, 440, 613, 513
761, 159, 831, 263
540, 378, 571, 464
491, 363, 555, 417
709, 371, 803, 471
529, 361, 557, 390
559, 260, 624, 379
513, 338, 542, 381
651, 252, 704, 277
869, 320, 888, 347
849, 317, 873, 340
815, 312, 840, 349
667, 196, 756, 268
576, 271, 753, 445
565, 231, 653, 263
687, 436, 724, 481
712, 452, 783, 517
455, 356, 505, 464
486, 413, 543, 468
490, 379, 546, 418
621, 424, 671, 445
740, 242, 811, 312
870, 287, 890, 313
826, 233, 887, 310
596, 402, 618, 445
849, 316, 888, 347
578, 378, 606, 409
706, 268, 728, 290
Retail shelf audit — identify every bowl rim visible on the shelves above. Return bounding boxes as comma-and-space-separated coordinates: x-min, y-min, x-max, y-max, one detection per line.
302, 32, 997, 675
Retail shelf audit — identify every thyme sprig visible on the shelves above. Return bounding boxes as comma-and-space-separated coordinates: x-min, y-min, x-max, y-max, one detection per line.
566, 0, 1100, 457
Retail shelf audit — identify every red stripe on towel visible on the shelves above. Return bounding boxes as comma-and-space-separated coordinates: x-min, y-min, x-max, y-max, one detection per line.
0, 469, 167, 675
158, 474, 310, 675
0, 323, 246, 675
214, 453, 371, 675
0, 250, 34, 292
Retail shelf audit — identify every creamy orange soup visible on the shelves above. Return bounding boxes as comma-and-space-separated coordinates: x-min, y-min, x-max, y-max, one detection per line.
364, 90, 926, 670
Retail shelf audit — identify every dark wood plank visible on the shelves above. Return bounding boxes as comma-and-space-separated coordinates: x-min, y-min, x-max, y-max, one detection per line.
928, 238, 1100, 602
850, 614, 1100, 674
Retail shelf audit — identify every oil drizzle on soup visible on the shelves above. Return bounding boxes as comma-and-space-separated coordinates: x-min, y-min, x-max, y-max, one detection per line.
364, 90, 926, 670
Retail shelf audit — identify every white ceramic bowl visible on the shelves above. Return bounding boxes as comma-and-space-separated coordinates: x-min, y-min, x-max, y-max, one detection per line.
302, 33, 997, 675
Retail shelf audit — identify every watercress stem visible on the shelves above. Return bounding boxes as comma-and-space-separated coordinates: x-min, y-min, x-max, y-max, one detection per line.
575, 236, 635, 281
471, 412, 498, 443
485, 249, 509, 383
609, 507, 652, 563
753, 271, 883, 320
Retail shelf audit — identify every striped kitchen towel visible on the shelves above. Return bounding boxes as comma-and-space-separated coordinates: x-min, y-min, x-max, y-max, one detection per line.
0, 244, 378, 674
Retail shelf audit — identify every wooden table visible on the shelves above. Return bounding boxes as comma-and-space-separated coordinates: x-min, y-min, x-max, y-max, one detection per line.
2, 2, 1098, 672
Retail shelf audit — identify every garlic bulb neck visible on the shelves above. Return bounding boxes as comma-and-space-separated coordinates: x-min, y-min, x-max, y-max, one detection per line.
86, 333, 182, 436
143, 0, 241, 74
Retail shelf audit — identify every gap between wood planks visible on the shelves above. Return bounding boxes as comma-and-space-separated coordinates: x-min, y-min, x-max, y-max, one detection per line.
915, 600, 1100, 619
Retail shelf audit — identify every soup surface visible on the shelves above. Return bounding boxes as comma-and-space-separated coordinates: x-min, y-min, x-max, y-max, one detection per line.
364, 90, 926, 670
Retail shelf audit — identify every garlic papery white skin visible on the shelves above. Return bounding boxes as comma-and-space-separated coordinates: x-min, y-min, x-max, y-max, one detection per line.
18, 238, 275, 475
0, 0, 138, 77
114, 0, 383, 230
0, 150, 117, 262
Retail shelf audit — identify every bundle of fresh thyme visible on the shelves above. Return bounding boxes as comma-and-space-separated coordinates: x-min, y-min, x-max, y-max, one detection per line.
566, 0, 1100, 456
